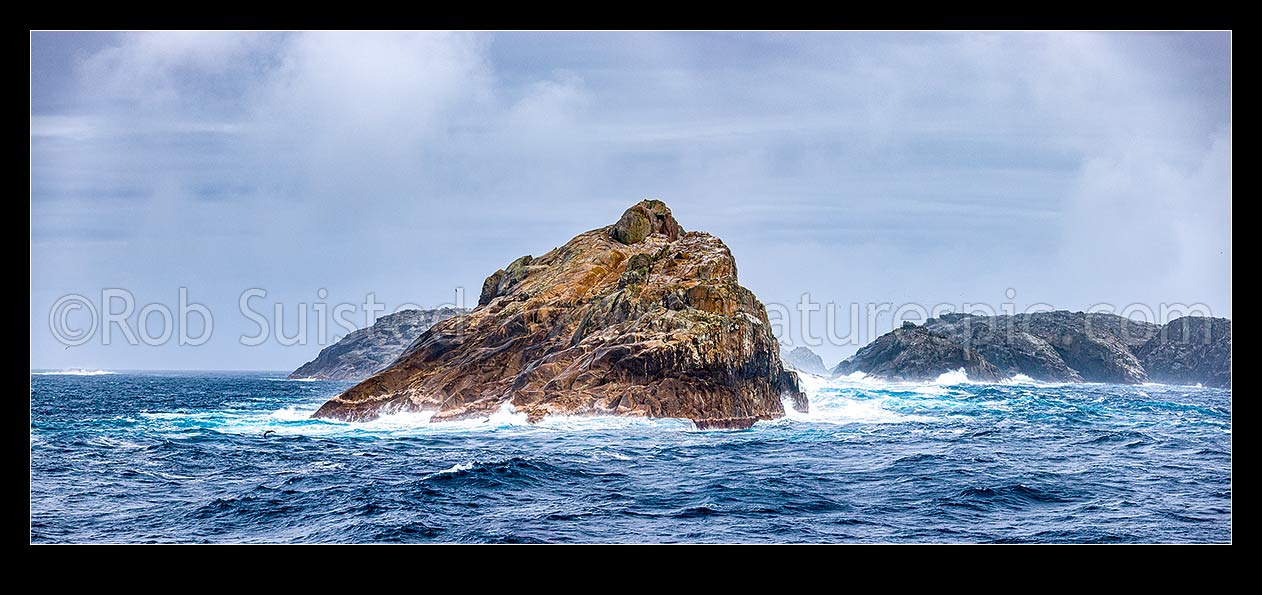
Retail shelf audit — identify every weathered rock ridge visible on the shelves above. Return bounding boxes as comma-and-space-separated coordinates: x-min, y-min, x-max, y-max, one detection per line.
1135, 316, 1231, 388
289, 308, 468, 381
832, 311, 1229, 388
314, 200, 806, 428
833, 322, 1003, 382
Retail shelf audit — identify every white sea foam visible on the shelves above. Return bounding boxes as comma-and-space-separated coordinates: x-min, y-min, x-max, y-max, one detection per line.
820, 370, 959, 391
270, 406, 316, 422
32, 369, 116, 376
233, 400, 681, 438
1001, 374, 1072, 388
136, 370, 957, 439
151, 470, 194, 480
839, 371, 874, 383
932, 368, 972, 385
485, 402, 529, 426
361, 409, 439, 429
279, 406, 440, 430
785, 373, 933, 425
804, 369, 957, 396
433, 462, 474, 475
1141, 381, 1208, 390
792, 395, 916, 425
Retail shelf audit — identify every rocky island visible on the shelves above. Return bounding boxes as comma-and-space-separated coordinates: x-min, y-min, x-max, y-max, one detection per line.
1134, 316, 1232, 388
289, 308, 468, 381
781, 346, 830, 376
313, 200, 806, 428
833, 322, 1003, 382
833, 312, 1230, 388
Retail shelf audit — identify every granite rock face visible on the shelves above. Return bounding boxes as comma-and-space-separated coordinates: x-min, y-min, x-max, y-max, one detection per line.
781, 346, 829, 376
1135, 316, 1231, 388
832, 323, 1003, 382
314, 200, 805, 428
289, 308, 468, 381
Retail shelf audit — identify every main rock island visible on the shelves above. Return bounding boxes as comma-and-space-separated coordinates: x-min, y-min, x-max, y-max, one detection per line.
313, 200, 806, 428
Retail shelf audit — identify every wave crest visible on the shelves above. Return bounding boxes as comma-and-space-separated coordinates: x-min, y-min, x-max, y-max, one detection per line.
32, 369, 116, 376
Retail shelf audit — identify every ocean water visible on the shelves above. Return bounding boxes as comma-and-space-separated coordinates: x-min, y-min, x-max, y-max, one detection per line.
30, 370, 1231, 543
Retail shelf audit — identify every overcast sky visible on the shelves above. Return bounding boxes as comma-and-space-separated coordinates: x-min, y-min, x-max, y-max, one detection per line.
30, 31, 1231, 370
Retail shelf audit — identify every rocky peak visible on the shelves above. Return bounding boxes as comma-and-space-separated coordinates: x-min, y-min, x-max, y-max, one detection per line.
781, 345, 829, 376
315, 199, 805, 428
610, 199, 684, 245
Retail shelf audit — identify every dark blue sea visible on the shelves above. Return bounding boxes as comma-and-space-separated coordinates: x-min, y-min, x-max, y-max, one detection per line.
30, 370, 1231, 543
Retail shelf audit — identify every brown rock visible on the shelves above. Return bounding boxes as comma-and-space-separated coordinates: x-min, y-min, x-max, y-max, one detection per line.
692, 417, 759, 430
610, 199, 683, 245
313, 200, 804, 428
478, 270, 505, 307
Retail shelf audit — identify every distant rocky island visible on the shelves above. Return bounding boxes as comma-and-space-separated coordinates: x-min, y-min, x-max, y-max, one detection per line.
289, 308, 468, 381
314, 200, 806, 428
833, 311, 1230, 388
781, 346, 829, 376
833, 322, 1003, 382
1134, 316, 1231, 387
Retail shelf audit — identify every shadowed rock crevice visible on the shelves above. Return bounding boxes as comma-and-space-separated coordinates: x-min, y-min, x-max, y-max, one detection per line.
314, 200, 805, 428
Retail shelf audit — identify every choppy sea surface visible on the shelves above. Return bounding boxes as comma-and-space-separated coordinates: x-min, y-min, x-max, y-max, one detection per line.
30, 370, 1231, 543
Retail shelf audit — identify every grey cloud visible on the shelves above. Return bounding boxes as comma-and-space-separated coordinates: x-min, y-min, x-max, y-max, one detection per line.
30, 31, 1231, 370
